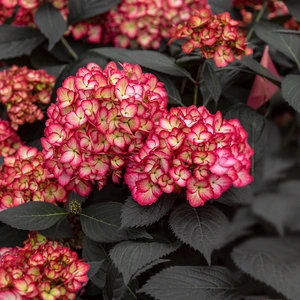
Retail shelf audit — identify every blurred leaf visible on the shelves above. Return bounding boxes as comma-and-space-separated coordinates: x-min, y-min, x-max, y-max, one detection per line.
216, 186, 254, 206
239, 56, 281, 86
283, 0, 300, 22
82, 237, 108, 262
232, 237, 300, 300
169, 203, 228, 264
0, 202, 67, 231
202, 60, 222, 103
121, 195, 175, 228
68, 0, 121, 23
139, 266, 240, 300
0, 223, 28, 247
87, 261, 103, 279
80, 202, 151, 243
255, 21, 300, 68
282, 74, 300, 113
110, 241, 180, 284
34, 3, 67, 50
38, 216, 74, 239
91, 260, 110, 289
0, 25, 45, 59
273, 29, 300, 35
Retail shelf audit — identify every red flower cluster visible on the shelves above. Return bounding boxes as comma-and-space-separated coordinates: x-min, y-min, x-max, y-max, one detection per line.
42, 62, 168, 196
0, 232, 89, 299
0, 146, 67, 211
169, 8, 253, 67
0, 120, 21, 157
0, 66, 55, 128
104, 0, 210, 49
125, 106, 253, 207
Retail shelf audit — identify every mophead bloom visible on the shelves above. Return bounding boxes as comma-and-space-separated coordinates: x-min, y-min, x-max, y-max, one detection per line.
125, 106, 253, 207
104, 0, 210, 49
42, 62, 168, 196
0, 65, 55, 128
0, 146, 67, 211
0, 120, 21, 157
169, 8, 253, 67
0, 232, 89, 300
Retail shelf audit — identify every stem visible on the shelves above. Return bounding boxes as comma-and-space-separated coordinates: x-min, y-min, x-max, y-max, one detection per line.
246, 0, 268, 41
127, 286, 138, 299
193, 58, 205, 106
60, 37, 78, 60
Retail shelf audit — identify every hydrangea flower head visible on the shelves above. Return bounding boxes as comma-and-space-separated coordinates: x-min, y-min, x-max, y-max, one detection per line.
42, 62, 168, 196
0, 232, 89, 299
125, 106, 254, 207
169, 8, 253, 67
0, 146, 67, 211
0, 65, 55, 128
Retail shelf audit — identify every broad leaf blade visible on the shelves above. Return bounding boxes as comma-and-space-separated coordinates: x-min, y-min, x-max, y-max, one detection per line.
0, 25, 45, 59
121, 195, 175, 228
68, 0, 121, 23
217, 186, 254, 206
283, 0, 300, 22
169, 203, 228, 264
232, 238, 300, 300
0, 223, 28, 247
80, 202, 151, 243
110, 241, 181, 284
34, 3, 67, 50
282, 74, 300, 113
82, 237, 107, 262
139, 266, 240, 300
0, 202, 67, 230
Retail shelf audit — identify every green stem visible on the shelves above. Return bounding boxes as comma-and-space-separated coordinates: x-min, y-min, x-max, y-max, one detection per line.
246, 0, 268, 41
60, 37, 78, 60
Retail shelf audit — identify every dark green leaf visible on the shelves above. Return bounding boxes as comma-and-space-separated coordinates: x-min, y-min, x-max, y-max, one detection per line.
202, 60, 222, 103
0, 202, 67, 231
82, 237, 108, 262
80, 202, 151, 243
169, 203, 228, 264
232, 237, 300, 300
91, 260, 110, 289
34, 3, 67, 50
38, 216, 74, 239
273, 29, 300, 35
139, 266, 240, 300
208, 0, 234, 14
252, 193, 300, 234
0, 25, 45, 59
283, 0, 300, 22
225, 104, 267, 164
121, 195, 175, 228
216, 186, 254, 206
92, 48, 193, 79
255, 21, 300, 68
87, 261, 103, 279
68, 0, 121, 23
282, 74, 300, 113
239, 56, 281, 86
110, 241, 180, 284
0, 223, 28, 247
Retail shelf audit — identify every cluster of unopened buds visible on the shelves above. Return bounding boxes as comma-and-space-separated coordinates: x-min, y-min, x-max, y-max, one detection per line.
169, 8, 253, 67
0, 65, 55, 128
0, 145, 67, 211
125, 106, 253, 207
0, 120, 21, 157
0, 232, 89, 299
104, 0, 210, 49
42, 62, 168, 196
42, 62, 254, 207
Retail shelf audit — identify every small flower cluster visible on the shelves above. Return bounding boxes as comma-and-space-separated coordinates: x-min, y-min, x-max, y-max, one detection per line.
42, 62, 168, 196
0, 65, 55, 128
104, 0, 210, 49
0, 120, 21, 157
125, 106, 253, 207
0, 232, 89, 299
169, 8, 253, 67
0, 146, 67, 211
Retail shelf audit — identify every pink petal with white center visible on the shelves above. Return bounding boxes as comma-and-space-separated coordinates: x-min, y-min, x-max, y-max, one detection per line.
209, 174, 232, 199
57, 172, 72, 186
74, 179, 92, 196
186, 178, 214, 207
0, 290, 22, 300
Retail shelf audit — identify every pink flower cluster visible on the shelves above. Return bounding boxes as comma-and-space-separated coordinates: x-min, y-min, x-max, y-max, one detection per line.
42, 62, 168, 196
0, 120, 21, 157
104, 0, 210, 49
0, 66, 55, 128
0, 146, 67, 211
125, 106, 253, 207
0, 232, 89, 299
169, 8, 253, 67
